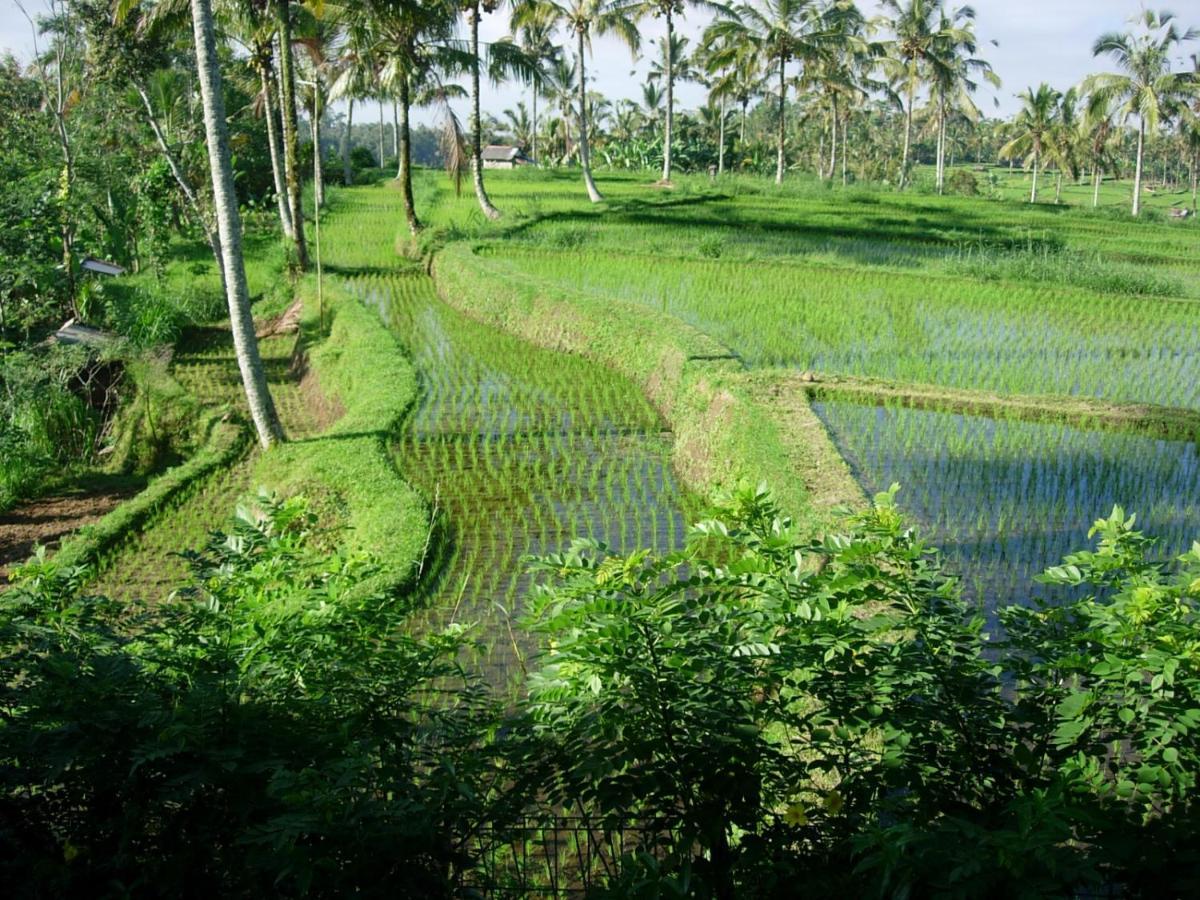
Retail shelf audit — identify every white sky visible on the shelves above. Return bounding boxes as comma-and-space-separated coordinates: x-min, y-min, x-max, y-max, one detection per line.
3, 1, 1197, 127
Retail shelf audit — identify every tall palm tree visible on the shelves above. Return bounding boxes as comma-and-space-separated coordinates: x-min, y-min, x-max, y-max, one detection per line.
1080, 88, 1119, 208
926, 5, 998, 194
1182, 54, 1200, 212
1048, 87, 1081, 204
705, 0, 827, 186
1084, 9, 1199, 216
502, 99, 534, 147
507, 13, 560, 165
515, 0, 640, 202
273, 0, 308, 267
348, 0, 459, 233
999, 83, 1059, 204
189, 0, 285, 446
700, 29, 763, 154
879, 0, 949, 189
634, 0, 718, 183
462, 1, 502, 218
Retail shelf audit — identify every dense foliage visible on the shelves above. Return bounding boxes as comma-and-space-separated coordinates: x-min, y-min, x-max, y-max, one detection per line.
3, 487, 1199, 895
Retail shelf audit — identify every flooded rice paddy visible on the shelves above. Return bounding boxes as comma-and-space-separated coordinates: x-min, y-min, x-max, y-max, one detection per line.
814, 399, 1200, 614
350, 272, 692, 684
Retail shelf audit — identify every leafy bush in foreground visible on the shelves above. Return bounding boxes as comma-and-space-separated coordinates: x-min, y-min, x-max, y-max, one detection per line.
2, 488, 1199, 896
0, 494, 496, 897
522, 487, 1200, 897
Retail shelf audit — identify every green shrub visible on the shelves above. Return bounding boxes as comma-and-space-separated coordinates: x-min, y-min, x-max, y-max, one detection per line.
948, 169, 980, 196
522, 486, 1200, 895
1, 495, 496, 896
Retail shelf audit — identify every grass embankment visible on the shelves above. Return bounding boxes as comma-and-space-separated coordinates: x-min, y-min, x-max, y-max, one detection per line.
431, 242, 863, 532
254, 277, 428, 598
788, 372, 1200, 442
78, 266, 427, 601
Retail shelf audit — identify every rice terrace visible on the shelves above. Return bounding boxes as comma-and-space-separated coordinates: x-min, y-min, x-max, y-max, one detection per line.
3, 0, 1200, 895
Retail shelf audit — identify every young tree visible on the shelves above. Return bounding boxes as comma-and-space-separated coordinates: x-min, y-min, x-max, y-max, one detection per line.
1084, 9, 1199, 216
1000, 83, 1060, 204
189, 0, 285, 446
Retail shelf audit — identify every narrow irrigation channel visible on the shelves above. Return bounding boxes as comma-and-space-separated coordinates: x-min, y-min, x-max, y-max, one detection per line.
350, 271, 694, 685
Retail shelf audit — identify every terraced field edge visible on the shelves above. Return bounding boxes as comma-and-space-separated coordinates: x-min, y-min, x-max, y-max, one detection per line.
254, 275, 429, 598
431, 242, 864, 532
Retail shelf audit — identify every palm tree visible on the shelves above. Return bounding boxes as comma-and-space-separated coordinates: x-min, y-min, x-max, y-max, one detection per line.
348, 0, 459, 234
700, 29, 763, 156
705, 0, 828, 185
507, 13, 560, 165
516, 0, 641, 202
503, 100, 534, 148
462, 1, 501, 219
926, 5, 998, 194
1080, 88, 1119, 208
1084, 9, 1200, 216
879, 0, 949, 189
634, 0, 718, 183
189, 0, 285, 446
1182, 54, 1200, 212
1048, 87, 1081, 204
272, 0, 308, 267
999, 83, 1060, 204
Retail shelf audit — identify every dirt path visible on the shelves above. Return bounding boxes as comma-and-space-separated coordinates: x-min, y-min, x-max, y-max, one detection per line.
0, 482, 142, 584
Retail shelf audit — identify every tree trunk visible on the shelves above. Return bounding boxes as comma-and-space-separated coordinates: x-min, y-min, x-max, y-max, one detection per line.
532, 89, 539, 165
259, 62, 293, 238
273, 0, 307, 269
1030, 148, 1039, 204
775, 58, 786, 185
377, 100, 385, 167
935, 91, 946, 194
1093, 166, 1102, 208
1191, 151, 1198, 214
399, 74, 421, 233
661, 9, 673, 183
1132, 118, 1145, 217
470, 4, 501, 219
740, 98, 747, 145
394, 102, 402, 177
717, 95, 726, 176
1054, 170, 1062, 204
133, 78, 225, 282
577, 29, 603, 203
311, 88, 325, 207
342, 97, 354, 187
899, 78, 915, 189
828, 95, 838, 181
842, 112, 848, 186
190, 0, 284, 448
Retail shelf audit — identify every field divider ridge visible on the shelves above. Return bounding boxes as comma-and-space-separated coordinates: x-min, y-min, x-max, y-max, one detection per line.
430, 242, 866, 533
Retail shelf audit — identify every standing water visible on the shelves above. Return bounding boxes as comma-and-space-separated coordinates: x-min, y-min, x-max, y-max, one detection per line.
348, 272, 693, 685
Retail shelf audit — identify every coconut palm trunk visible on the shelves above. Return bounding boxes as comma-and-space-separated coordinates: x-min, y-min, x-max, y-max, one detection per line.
398, 74, 421, 233
661, 8, 674, 183
1132, 117, 1145, 217
259, 63, 294, 238
311, 89, 325, 207
936, 92, 946, 194
828, 96, 838, 181
273, 0, 307, 269
1093, 166, 1102, 208
377, 100, 385, 167
717, 95, 726, 176
342, 97, 354, 187
899, 80, 915, 189
775, 58, 786, 185
577, 29, 603, 203
189, 0, 284, 448
470, 4, 501, 219
842, 113, 849, 185
531, 89, 539, 164
1029, 146, 1040, 204
393, 102, 401, 176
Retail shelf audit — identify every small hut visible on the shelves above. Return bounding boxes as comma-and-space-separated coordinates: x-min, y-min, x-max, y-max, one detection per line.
481, 145, 531, 169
